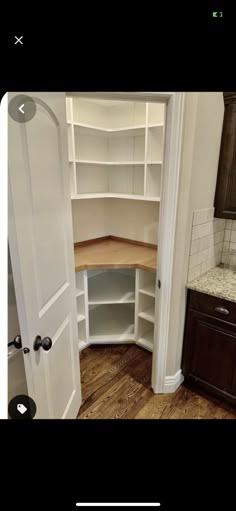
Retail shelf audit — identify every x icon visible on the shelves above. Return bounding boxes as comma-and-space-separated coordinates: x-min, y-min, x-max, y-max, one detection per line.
14, 36, 23, 45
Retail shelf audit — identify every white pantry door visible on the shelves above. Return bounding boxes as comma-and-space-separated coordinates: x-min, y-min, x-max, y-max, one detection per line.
8, 92, 82, 419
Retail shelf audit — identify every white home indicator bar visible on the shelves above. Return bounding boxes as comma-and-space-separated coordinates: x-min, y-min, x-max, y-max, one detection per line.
76, 504, 161, 507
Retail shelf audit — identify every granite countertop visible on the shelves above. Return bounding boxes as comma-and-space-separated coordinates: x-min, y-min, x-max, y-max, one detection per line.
187, 264, 236, 303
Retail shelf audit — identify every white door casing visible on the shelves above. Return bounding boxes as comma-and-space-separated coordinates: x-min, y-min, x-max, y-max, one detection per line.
8, 92, 81, 418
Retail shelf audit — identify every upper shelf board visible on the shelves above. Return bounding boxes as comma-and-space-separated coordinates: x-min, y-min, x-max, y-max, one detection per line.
67, 122, 164, 136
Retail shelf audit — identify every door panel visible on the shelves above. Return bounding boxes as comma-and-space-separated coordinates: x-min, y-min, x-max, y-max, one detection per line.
25, 101, 69, 308
8, 92, 81, 418
45, 316, 76, 418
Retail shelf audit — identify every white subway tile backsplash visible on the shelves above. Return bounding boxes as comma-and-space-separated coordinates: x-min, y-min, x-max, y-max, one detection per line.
191, 225, 200, 240
200, 248, 210, 262
193, 207, 215, 226
230, 255, 236, 266
193, 208, 214, 226
188, 208, 226, 283
222, 241, 229, 253
213, 218, 226, 232
226, 219, 233, 229
230, 242, 236, 251
199, 235, 211, 251
215, 230, 224, 243
230, 230, 236, 242
206, 208, 215, 221
188, 264, 201, 282
198, 222, 214, 238
189, 252, 200, 269
232, 220, 236, 231
224, 230, 231, 242
190, 238, 200, 255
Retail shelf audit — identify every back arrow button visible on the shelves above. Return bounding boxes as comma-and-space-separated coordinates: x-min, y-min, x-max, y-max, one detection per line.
8, 95, 36, 123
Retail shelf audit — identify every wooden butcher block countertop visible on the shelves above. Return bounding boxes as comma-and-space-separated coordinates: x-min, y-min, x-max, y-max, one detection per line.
74, 237, 157, 272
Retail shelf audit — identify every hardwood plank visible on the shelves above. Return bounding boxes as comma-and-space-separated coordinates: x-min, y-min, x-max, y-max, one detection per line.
78, 346, 236, 419
74, 238, 157, 272
80, 345, 138, 402
79, 357, 152, 419
79, 345, 150, 413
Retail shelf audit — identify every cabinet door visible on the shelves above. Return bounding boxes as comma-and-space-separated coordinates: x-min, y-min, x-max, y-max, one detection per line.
183, 310, 236, 397
214, 93, 236, 219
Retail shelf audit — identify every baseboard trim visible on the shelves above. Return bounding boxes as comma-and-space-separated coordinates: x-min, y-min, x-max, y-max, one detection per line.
163, 369, 184, 393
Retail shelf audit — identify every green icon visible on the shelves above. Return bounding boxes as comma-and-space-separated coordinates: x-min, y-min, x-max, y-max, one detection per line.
212, 11, 223, 17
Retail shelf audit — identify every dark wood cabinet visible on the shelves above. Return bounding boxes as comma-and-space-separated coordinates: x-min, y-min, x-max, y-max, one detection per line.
214, 92, 236, 219
182, 290, 236, 405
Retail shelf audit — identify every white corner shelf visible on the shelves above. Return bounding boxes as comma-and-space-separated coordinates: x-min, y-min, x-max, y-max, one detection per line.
67, 98, 165, 203
148, 124, 164, 129
138, 305, 155, 324
146, 161, 162, 165
139, 283, 156, 298
71, 193, 160, 202
72, 160, 145, 166
68, 121, 164, 131
77, 314, 86, 324
72, 123, 147, 137
88, 271, 135, 304
78, 340, 91, 352
76, 289, 84, 298
136, 332, 153, 352
89, 303, 135, 342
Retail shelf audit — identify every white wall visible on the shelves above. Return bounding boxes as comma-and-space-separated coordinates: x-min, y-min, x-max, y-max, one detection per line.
166, 92, 224, 376
106, 199, 159, 244
72, 199, 107, 242
72, 198, 159, 245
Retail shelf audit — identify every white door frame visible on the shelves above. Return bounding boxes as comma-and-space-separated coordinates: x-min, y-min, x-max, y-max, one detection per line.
69, 91, 185, 394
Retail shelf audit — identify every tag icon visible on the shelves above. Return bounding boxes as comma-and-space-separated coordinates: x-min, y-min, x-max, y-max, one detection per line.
17, 403, 27, 415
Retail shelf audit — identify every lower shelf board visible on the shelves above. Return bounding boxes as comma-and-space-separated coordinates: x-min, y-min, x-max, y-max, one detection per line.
88, 336, 135, 343
89, 303, 135, 339
77, 314, 86, 323
78, 340, 91, 352
139, 284, 156, 298
136, 335, 153, 352
138, 305, 155, 323
76, 289, 84, 298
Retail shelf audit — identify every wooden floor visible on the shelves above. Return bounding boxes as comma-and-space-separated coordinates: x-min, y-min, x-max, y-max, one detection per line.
78, 345, 236, 419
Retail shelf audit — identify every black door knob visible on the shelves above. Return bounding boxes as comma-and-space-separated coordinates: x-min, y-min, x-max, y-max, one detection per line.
33, 335, 52, 352
8, 335, 22, 349
13, 335, 22, 349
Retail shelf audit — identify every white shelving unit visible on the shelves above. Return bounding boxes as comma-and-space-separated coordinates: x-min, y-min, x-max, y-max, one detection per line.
68, 98, 162, 353
75, 268, 157, 352
66, 98, 165, 202
75, 271, 90, 352
135, 270, 157, 352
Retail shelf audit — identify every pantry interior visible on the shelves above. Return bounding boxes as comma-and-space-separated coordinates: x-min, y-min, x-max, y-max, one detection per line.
66, 97, 166, 359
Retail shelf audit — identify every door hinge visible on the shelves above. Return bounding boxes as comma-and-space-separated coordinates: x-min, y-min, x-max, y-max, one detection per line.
158, 279, 161, 289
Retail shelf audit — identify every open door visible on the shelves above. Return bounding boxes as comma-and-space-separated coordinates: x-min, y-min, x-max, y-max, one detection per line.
8, 92, 82, 418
